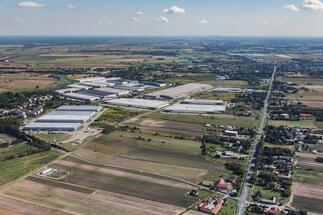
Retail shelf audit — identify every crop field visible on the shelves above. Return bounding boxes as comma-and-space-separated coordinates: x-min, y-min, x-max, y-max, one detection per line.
292, 195, 323, 214
292, 182, 323, 200
0, 133, 16, 143
296, 152, 323, 170
293, 169, 323, 186
33, 133, 71, 144
0, 73, 57, 92
193, 91, 237, 101
75, 130, 230, 182
268, 119, 320, 128
0, 179, 187, 215
144, 112, 259, 128
121, 116, 203, 138
0, 151, 60, 187
166, 75, 248, 87
14, 54, 180, 68
0, 143, 39, 161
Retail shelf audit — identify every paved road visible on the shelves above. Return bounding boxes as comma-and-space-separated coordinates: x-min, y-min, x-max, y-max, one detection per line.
236, 66, 276, 215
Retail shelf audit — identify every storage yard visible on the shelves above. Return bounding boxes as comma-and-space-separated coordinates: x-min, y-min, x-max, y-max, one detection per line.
105, 98, 170, 110
144, 83, 213, 99
24, 105, 102, 132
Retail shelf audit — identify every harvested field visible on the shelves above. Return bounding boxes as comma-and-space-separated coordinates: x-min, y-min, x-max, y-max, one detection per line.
292, 182, 323, 200
2, 179, 186, 215
296, 152, 323, 170
293, 169, 323, 186
77, 131, 229, 181
49, 157, 196, 207
70, 150, 208, 181
122, 117, 203, 137
292, 195, 323, 214
268, 119, 318, 128
0, 208, 24, 215
0, 73, 57, 91
144, 112, 259, 128
0, 195, 69, 215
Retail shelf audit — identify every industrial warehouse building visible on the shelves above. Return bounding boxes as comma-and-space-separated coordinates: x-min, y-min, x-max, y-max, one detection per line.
164, 104, 226, 114
37, 115, 90, 123
24, 123, 82, 132
182, 99, 225, 105
63, 92, 100, 102
144, 83, 212, 100
24, 105, 102, 132
57, 105, 102, 112
105, 98, 170, 110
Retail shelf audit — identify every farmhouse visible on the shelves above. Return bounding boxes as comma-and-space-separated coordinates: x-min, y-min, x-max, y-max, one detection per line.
105, 98, 170, 110
216, 178, 233, 193
198, 197, 224, 214
145, 83, 213, 100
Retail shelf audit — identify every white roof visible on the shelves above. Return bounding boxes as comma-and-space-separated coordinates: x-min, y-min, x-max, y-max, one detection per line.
57, 105, 102, 111
183, 99, 224, 105
164, 104, 226, 113
48, 111, 95, 116
106, 98, 169, 109
37, 115, 90, 121
68, 84, 92, 90
55, 88, 80, 94
77, 77, 106, 83
95, 87, 130, 94
63, 93, 100, 101
146, 83, 212, 99
25, 122, 81, 129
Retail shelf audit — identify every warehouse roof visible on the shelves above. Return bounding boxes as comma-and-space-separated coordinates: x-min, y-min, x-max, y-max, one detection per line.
62, 93, 100, 101
48, 111, 96, 116
77, 77, 106, 83
37, 115, 90, 122
68, 84, 92, 90
57, 105, 102, 112
95, 87, 130, 94
164, 104, 226, 113
24, 122, 82, 129
183, 99, 224, 105
106, 98, 169, 109
145, 83, 212, 99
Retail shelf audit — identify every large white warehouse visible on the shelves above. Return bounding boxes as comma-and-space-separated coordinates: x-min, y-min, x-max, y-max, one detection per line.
37, 115, 90, 123
24, 123, 82, 132
105, 98, 170, 110
57, 105, 102, 112
164, 104, 226, 114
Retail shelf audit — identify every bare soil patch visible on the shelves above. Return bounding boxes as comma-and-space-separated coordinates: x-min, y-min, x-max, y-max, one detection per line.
292, 182, 323, 200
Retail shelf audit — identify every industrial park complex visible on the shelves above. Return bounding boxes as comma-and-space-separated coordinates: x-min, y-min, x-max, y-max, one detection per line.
24, 105, 102, 132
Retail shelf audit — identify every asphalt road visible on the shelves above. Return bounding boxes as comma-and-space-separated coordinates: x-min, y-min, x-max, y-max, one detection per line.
236, 66, 276, 215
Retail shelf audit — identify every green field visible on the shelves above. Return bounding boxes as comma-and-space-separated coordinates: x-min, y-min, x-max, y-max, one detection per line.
250, 186, 283, 201
82, 130, 231, 182
293, 169, 323, 186
0, 143, 39, 161
145, 112, 259, 128
0, 151, 61, 186
268, 119, 319, 128
34, 133, 71, 144
0, 133, 16, 143
218, 198, 238, 215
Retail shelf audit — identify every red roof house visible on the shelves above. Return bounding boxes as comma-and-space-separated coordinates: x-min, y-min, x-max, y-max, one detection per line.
198, 197, 224, 214
217, 179, 233, 192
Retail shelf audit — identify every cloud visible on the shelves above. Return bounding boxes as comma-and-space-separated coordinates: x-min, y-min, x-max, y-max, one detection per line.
163, 6, 185, 14
261, 20, 269, 25
197, 19, 208, 24
97, 19, 112, 25
130, 17, 141, 23
283, 4, 299, 12
67, 4, 75, 9
302, 0, 323, 11
156, 16, 169, 23
17, 1, 45, 8
136, 11, 144, 16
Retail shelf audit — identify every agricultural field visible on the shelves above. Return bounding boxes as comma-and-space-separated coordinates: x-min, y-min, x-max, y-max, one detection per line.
14, 53, 181, 68
293, 168, 323, 186
0, 143, 39, 161
193, 91, 237, 101
0, 73, 57, 92
166, 74, 248, 88
0, 151, 60, 187
92, 107, 144, 127
33, 133, 71, 144
292, 195, 323, 214
143, 111, 259, 128
75, 130, 231, 182
268, 119, 322, 129
295, 152, 323, 170
121, 116, 203, 139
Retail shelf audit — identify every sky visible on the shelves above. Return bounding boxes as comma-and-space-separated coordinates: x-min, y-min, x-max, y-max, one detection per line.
0, 0, 323, 36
